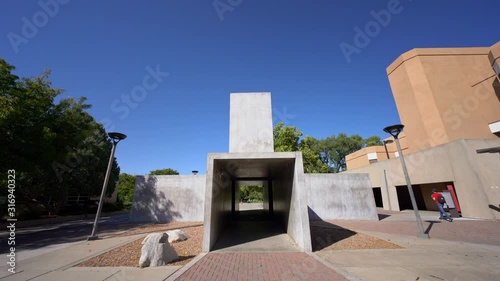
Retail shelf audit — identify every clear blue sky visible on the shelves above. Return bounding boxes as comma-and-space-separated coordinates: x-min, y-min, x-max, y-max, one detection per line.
1, 0, 499, 175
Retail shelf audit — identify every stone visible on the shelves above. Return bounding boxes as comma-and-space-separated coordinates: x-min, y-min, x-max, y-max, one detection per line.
165, 229, 190, 243
139, 233, 178, 267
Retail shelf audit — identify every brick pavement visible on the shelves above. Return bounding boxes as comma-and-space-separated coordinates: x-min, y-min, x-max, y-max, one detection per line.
175, 252, 347, 281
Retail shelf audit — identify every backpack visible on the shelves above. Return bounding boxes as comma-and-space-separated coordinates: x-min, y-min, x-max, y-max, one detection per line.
437, 194, 446, 204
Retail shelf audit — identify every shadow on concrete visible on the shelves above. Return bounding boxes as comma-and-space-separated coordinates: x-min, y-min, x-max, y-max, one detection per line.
309, 220, 357, 252
130, 176, 182, 223
488, 204, 500, 213
211, 210, 292, 251
378, 213, 391, 220
424, 220, 443, 234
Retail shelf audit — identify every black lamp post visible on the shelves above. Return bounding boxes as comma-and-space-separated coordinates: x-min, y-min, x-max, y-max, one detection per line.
383, 139, 393, 159
383, 124, 428, 239
192, 170, 199, 175
88, 132, 127, 241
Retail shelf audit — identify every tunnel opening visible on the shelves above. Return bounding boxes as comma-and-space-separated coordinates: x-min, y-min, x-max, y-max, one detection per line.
203, 153, 312, 252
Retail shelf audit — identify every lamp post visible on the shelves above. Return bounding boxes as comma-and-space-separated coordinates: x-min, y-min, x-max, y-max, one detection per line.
383, 124, 428, 239
383, 139, 393, 159
192, 170, 199, 175
88, 132, 127, 241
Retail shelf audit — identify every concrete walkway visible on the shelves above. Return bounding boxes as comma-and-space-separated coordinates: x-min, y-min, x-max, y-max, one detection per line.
1, 210, 499, 280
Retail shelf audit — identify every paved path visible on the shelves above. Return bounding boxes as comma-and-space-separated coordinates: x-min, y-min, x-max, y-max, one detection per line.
175, 252, 347, 281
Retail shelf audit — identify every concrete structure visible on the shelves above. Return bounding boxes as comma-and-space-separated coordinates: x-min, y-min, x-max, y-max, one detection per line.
130, 92, 377, 253
345, 42, 500, 220
130, 175, 205, 222
229, 92, 274, 153
306, 173, 378, 221
202, 152, 312, 252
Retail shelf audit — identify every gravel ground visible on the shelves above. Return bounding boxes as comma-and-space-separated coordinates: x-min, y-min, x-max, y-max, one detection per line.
78, 221, 402, 268
78, 222, 203, 267
310, 225, 404, 251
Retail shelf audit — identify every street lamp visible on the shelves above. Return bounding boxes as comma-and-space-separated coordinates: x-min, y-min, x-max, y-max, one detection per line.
192, 170, 199, 175
88, 132, 127, 241
383, 139, 393, 159
383, 124, 429, 239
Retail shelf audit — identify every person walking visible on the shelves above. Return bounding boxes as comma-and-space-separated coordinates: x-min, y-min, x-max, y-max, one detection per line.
431, 189, 453, 222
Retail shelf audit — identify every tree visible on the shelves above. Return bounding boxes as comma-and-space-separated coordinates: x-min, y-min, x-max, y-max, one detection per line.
299, 136, 330, 173
273, 122, 329, 173
273, 122, 302, 152
0, 58, 120, 215
149, 168, 179, 175
117, 173, 136, 209
364, 136, 382, 147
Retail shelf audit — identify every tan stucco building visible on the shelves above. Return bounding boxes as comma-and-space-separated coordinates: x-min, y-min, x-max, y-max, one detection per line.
345, 42, 500, 220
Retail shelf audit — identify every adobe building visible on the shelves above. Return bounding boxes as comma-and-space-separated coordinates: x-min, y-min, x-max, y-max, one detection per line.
345, 42, 500, 220
130, 92, 378, 253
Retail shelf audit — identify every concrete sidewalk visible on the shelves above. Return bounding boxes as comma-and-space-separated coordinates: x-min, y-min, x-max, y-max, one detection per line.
0, 234, 181, 281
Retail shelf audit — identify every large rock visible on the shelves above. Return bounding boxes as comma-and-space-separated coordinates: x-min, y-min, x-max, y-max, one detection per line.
139, 233, 178, 267
165, 229, 190, 243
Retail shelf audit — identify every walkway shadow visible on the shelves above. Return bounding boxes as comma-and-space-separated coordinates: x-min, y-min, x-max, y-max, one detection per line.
378, 214, 391, 220
211, 210, 289, 251
488, 204, 500, 213
129, 176, 182, 223
308, 207, 356, 252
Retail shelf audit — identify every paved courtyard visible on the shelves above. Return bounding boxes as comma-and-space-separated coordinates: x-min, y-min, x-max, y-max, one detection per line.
175, 252, 347, 281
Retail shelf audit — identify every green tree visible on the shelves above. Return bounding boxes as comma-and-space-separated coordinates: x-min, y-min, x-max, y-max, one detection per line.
239, 186, 263, 202
149, 168, 179, 175
0, 58, 120, 215
364, 136, 382, 147
117, 173, 136, 209
273, 122, 329, 173
273, 122, 302, 152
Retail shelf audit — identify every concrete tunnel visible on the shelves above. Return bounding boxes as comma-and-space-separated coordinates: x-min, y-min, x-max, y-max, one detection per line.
202, 152, 312, 252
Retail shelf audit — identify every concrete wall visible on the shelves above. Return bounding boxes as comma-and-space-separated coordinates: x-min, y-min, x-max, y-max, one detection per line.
345, 139, 500, 220
202, 152, 312, 252
129, 175, 205, 223
305, 173, 378, 221
229, 93, 274, 153
202, 156, 233, 252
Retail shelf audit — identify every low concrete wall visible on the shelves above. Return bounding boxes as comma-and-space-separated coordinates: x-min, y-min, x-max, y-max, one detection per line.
305, 173, 378, 221
129, 175, 205, 223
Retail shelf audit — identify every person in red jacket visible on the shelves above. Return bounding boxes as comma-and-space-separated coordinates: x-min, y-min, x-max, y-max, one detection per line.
431, 189, 453, 222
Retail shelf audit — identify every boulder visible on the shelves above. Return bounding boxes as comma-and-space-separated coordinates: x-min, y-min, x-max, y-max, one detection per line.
165, 229, 190, 243
139, 233, 178, 267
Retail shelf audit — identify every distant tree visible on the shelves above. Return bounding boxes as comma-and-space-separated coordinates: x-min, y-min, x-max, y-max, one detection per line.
240, 186, 263, 203
364, 136, 382, 147
117, 173, 136, 209
149, 168, 179, 175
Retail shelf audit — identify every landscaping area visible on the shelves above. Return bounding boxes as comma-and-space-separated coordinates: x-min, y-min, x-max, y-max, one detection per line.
76, 220, 403, 268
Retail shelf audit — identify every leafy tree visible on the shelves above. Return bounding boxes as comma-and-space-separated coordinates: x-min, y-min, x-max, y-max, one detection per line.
299, 136, 330, 173
273, 122, 329, 173
273, 122, 302, 152
149, 168, 179, 175
364, 136, 382, 147
117, 173, 136, 209
239, 186, 263, 203
0, 58, 120, 215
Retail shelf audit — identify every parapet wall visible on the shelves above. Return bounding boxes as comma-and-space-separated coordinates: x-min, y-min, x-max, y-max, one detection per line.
305, 173, 378, 221
129, 175, 206, 223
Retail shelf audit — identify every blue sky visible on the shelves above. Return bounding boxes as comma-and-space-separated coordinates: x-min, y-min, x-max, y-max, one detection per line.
1, 0, 499, 175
